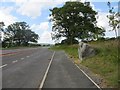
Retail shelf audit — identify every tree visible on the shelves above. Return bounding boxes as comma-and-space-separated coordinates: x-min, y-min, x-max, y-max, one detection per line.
0, 22, 5, 31
0, 22, 5, 42
107, 1, 120, 38
23, 29, 39, 46
3, 22, 39, 47
50, 1, 105, 44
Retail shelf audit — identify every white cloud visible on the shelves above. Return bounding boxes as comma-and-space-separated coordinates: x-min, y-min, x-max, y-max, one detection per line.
31, 22, 54, 44
41, 31, 51, 39
38, 31, 54, 44
0, 6, 18, 40
11, 0, 28, 4
97, 12, 111, 31
97, 12, 116, 37
17, 0, 42, 18
39, 22, 49, 31
0, 7, 17, 26
1, 0, 102, 19
15, 0, 64, 18
0, 6, 13, 14
31, 24, 39, 32
5, 0, 87, 18
31, 22, 49, 32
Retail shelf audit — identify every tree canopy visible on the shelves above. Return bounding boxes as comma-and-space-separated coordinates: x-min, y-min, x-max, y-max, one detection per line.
0, 22, 5, 42
3, 22, 39, 47
50, 1, 105, 44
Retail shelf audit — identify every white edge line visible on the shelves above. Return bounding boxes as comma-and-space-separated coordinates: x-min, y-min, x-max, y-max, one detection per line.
26, 56, 30, 58
65, 53, 102, 90
12, 60, 18, 63
39, 51, 55, 89
21, 58, 24, 60
0, 64, 7, 68
75, 64, 102, 90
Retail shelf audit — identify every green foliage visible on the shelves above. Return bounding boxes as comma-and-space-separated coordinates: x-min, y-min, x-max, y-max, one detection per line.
2, 22, 39, 47
50, 1, 105, 44
82, 40, 118, 87
0, 22, 5, 31
0, 22, 5, 41
51, 44, 79, 59
61, 38, 78, 44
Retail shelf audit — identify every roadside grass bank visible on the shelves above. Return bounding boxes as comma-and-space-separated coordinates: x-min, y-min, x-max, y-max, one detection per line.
50, 40, 118, 88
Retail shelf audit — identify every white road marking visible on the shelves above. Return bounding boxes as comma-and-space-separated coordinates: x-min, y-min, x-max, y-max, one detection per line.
21, 58, 24, 60
75, 64, 102, 90
39, 51, 55, 89
26, 56, 30, 58
12, 60, 18, 63
65, 53, 102, 90
0, 64, 7, 68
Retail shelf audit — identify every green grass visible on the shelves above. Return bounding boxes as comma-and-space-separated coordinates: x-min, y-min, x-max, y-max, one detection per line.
50, 40, 119, 87
83, 40, 118, 87
50, 44, 79, 61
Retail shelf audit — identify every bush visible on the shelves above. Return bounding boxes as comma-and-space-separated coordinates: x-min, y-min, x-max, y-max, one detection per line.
97, 37, 105, 41
61, 39, 78, 45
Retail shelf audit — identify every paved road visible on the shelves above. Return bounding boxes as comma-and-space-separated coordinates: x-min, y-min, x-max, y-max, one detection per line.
1, 47, 100, 89
43, 51, 99, 88
2, 47, 53, 88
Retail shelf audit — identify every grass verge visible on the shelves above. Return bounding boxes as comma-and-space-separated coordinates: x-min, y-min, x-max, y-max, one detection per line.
50, 40, 118, 88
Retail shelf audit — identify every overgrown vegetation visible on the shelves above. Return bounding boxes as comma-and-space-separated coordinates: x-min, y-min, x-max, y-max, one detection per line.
82, 40, 118, 87
51, 39, 118, 87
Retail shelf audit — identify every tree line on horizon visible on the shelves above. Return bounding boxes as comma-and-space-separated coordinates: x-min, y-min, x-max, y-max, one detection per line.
0, 22, 39, 48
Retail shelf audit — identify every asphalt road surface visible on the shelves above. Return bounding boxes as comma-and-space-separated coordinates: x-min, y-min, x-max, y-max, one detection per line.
43, 51, 99, 88
1, 47, 100, 89
2, 47, 53, 88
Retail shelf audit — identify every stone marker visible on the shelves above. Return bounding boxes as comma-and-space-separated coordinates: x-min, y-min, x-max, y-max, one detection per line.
78, 42, 96, 60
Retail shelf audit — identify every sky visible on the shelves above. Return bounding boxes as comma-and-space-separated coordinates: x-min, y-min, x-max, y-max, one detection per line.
0, 0, 119, 44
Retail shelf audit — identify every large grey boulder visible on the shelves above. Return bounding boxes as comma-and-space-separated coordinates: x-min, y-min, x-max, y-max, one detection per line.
78, 42, 96, 60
